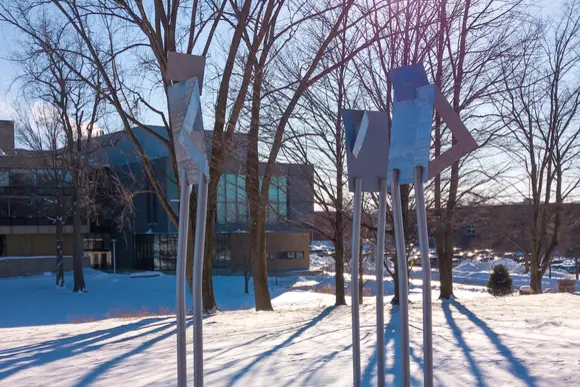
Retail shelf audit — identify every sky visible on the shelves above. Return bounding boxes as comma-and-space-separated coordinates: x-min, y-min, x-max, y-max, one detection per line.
1, 0, 574, 204
0, 23, 17, 120
0, 0, 558, 123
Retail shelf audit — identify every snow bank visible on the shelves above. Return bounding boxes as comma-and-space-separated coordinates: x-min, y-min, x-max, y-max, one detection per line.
309, 253, 335, 271
448, 257, 570, 290
455, 258, 522, 273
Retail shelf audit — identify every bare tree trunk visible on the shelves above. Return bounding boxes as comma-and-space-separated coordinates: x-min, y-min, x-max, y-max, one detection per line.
55, 219, 64, 287
530, 266, 542, 294
246, 39, 274, 311
72, 187, 86, 292
434, 0, 447, 300
439, 229, 454, 299
244, 271, 250, 294
251, 209, 273, 310
56, 188, 65, 287
202, 200, 217, 311
334, 213, 346, 305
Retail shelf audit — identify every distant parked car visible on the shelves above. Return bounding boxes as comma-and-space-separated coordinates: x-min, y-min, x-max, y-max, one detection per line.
453, 254, 465, 263
503, 253, 519, 260
552, 264, 577, 274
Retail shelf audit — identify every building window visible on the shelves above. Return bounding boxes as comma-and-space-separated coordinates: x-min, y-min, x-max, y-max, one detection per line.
83, 234, 111, 251
147, 184, 157, 225
134, 234, 155, 270
277, 251, 304, 260
0, 198, 9, 226
213, 233, 231, 268
157, 234, 177, 271
216, 174, 288, 225
0, 235, 6, 256
10, 198, 38, 225
267, 176, 288, 223
9, 169, 35, 186
0, 170, 8, 194
217, 174, 248, 225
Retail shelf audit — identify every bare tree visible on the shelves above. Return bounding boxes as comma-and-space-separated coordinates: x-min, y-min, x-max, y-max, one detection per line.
11, 19, 106, 291
16, 106, 72, 287
491, 0, 580, 293
427, 0, 525, 299
284, 68, 353, 306
0, 0, 262, 310
236, 0, 390, 310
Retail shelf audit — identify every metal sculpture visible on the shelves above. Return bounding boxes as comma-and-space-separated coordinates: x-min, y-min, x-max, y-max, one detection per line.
388, 63, 478, 387
342, 110, 390, 387
166, 51, 208, 387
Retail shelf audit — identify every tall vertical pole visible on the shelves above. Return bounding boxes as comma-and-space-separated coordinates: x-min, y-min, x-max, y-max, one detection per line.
351, 178, 363, 387
193, 173, 209, 387
414, 166, 433, 387
376, 179, 388, 387
391, 169, 410, 387
176, 168, 192, 387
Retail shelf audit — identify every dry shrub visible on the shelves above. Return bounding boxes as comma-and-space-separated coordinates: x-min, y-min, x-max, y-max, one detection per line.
345, 287, 373, 297
69, 316, 98, 324
557, 279, 576, 293
69, 306, 174, 324
314, 284, 336, 295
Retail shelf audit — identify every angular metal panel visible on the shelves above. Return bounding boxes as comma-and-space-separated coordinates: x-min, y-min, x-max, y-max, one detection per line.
342, 109, 390, 192
388, 84, 435, 185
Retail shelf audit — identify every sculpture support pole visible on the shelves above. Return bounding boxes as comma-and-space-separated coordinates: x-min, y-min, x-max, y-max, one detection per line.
391, 169, 410, 387
176, 168, 192, 387
351, 178, 363, 387
376, 178, 387, 387
414, 166, 433, 387
193, 173, 209, 387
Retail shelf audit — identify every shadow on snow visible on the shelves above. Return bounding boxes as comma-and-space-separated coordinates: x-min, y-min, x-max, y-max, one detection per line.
0, 317, 185, 385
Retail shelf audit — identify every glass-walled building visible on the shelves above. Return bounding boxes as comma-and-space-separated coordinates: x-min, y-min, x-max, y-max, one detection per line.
0, 120, 90, 277
95, 126, 314, 273
0, 168, 74, 228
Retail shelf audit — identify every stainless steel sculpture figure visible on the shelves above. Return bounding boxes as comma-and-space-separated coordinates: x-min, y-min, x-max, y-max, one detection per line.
166, 52, 208, 387
341, 110, 390, 387
388, 63, 478, 387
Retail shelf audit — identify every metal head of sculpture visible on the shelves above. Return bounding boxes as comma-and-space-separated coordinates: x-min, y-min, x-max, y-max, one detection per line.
387, 63, 478, 183
341, 110, 390, 192
166, 52, 208, 185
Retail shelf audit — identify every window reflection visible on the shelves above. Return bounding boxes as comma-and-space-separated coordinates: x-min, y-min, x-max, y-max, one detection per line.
216, 173, 288, 225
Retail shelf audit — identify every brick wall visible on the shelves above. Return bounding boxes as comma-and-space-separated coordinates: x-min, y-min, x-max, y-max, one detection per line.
0, 255, 90, 278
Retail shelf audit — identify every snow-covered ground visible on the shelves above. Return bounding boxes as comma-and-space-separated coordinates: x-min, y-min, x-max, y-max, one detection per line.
310, 253, 575, 293
1, 266, 579, 386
